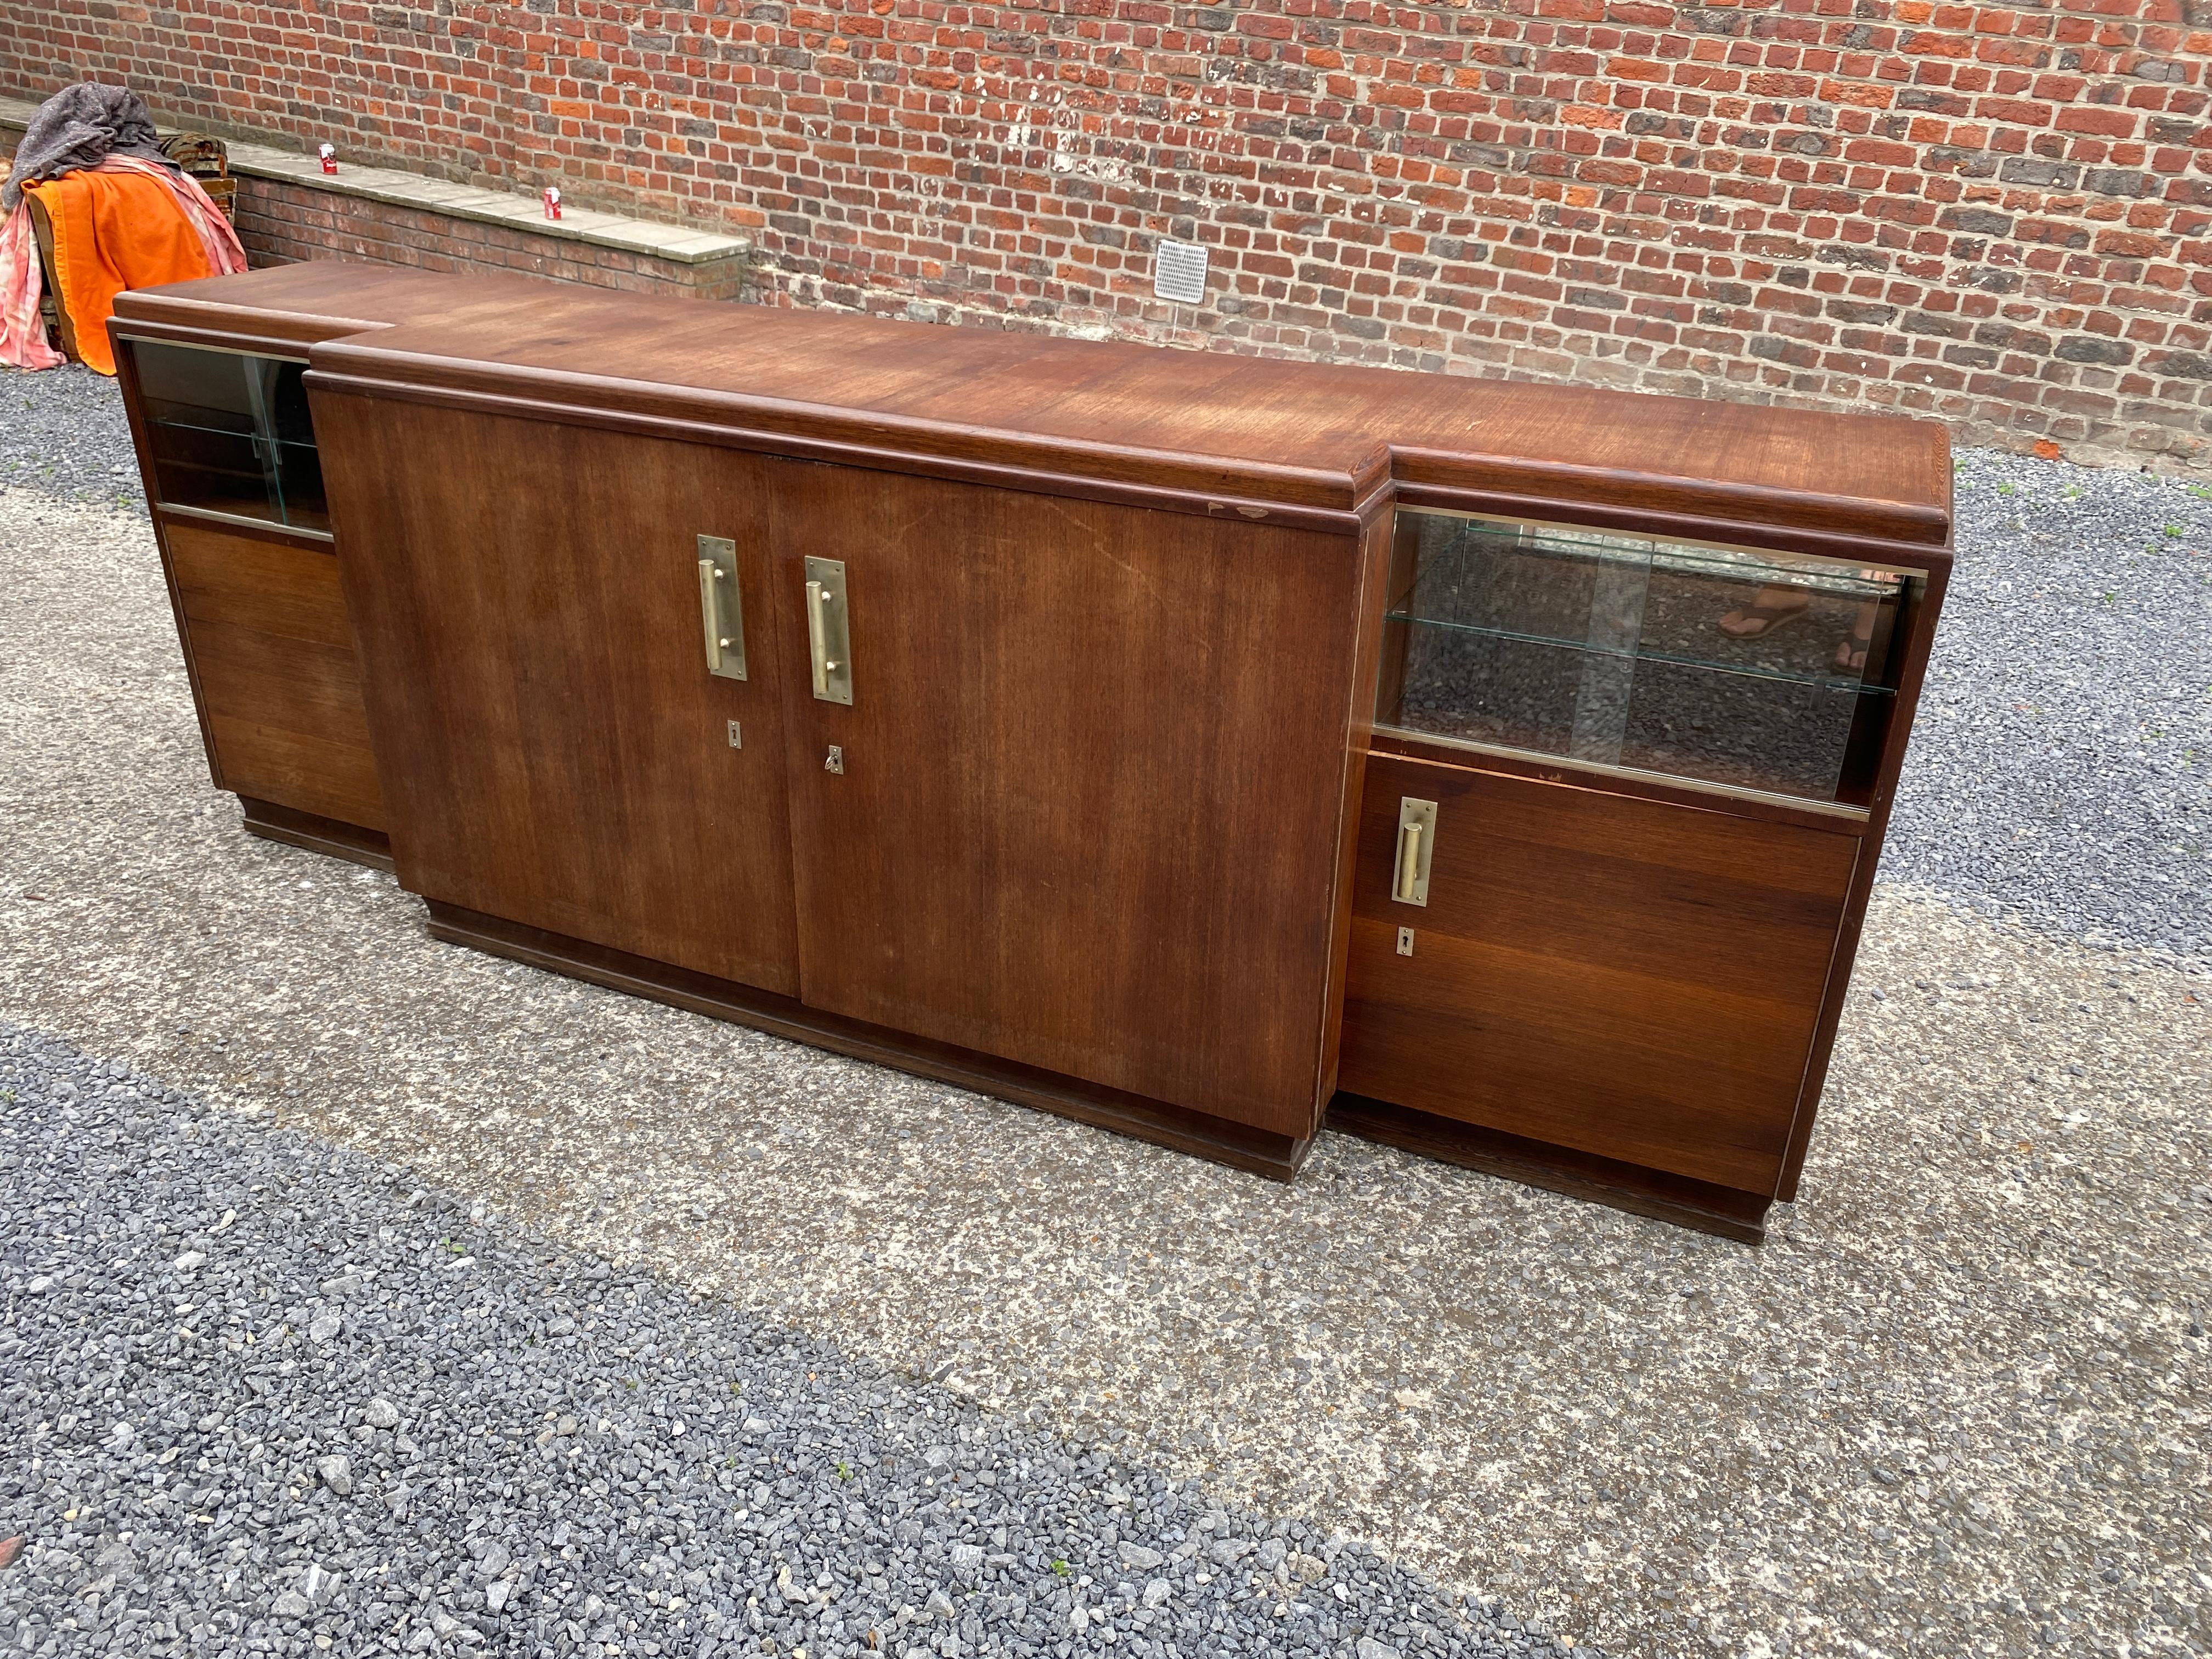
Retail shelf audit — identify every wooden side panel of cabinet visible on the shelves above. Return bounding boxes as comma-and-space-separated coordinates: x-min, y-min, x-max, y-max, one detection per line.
312, 396, 803, 997
768, 460, 1373, 1140
161, 518, 386, 833
1339, 753, 1859, 1194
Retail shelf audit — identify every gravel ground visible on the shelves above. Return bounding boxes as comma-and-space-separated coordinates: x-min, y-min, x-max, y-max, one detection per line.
0, 365, 142, 513
0, 1026, 1559, 1659
1882, 450, 2212, 960
2, 368, 2210, 1659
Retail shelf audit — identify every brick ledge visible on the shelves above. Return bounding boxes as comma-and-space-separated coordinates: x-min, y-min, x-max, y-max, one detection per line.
0, 94, 748, 270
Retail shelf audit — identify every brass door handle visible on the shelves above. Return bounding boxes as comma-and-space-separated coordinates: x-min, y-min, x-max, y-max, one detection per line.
1393, 797, 1436, 906
805, 579, 830, 697
804, 557, 853, 705
697, 535, 744, 680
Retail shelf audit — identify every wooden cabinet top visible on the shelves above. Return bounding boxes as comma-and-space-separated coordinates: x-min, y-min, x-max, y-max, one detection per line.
115, 263, 1952, 549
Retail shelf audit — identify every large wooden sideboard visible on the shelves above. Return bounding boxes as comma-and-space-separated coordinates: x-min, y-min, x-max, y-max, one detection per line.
111, 264, 1951, 1242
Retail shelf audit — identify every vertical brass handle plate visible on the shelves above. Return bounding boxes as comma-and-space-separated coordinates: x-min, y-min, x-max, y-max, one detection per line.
804, 556, 853, 705
1393, 797, 1436, 906
697, 535, 744, 680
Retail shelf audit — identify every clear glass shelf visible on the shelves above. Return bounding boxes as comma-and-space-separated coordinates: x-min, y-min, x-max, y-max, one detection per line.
1381, 608, 1901, 696
127, 341, 326, 532
145, 415, 319, 452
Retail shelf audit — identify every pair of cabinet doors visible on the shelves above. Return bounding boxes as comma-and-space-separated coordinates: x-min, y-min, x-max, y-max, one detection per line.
311, 399, 1369, 1139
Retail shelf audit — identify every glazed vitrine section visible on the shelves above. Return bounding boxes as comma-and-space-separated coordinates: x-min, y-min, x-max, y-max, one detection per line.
125, 340, 329, 533
1375, 509, 1925, 808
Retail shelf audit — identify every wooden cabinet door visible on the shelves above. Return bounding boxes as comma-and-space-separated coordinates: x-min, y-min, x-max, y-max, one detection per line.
161, 520, 386, 832
314, 399, 801, 995
765, 459, 1369, 1139
1339, 753, 1860, 1194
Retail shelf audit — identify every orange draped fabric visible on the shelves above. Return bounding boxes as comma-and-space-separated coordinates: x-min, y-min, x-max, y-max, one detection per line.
22, 167, 216, 374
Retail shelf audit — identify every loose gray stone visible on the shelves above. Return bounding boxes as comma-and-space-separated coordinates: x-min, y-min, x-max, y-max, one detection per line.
0, 362, 145, 512
7, 392, 2204, 1659
315, 1453, 352, 1496
1886, 452, 2212, 957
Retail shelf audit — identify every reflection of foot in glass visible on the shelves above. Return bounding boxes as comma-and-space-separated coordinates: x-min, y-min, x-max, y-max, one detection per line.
1833, 600, 1878, 675
1717, 583, 1808, 638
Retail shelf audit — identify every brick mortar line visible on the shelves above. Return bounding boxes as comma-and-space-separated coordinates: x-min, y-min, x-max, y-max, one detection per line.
4, 0, 2210, 471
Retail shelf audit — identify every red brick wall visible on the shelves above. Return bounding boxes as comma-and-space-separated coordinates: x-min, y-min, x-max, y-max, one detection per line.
8, 1, 2210, 468
0, 129, 747, 299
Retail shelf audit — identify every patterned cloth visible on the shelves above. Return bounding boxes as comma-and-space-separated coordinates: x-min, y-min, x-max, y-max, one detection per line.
0, 202, 64, 370
0, 155, 246, 374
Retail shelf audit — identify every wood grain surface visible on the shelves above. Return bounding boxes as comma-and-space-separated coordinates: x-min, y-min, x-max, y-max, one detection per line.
104, 263, 1950, 543
313, 396, 804, 996
162, 519, 385, 832
238, 796, 395, 874
767, 458, 1368, 1139
1339, 752, 1860, 1194
111, 263, 563, 356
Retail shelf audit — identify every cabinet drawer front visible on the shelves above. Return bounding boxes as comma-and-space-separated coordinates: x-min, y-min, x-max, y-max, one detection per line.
164, 521, 385, 831
1340, 754, 1857, 1193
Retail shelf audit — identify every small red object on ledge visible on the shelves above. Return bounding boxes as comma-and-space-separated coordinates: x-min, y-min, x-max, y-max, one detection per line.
544, 187, 562, 221
318, 143, 336, 175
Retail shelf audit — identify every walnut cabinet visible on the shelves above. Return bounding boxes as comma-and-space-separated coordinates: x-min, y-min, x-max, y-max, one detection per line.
111, 266, 1953, 1242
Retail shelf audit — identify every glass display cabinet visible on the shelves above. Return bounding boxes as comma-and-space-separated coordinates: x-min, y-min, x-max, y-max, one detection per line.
1375, 509, 1922, 808
1338, 500, 1944, 1243
113, 328, 384, 866
129, 340, 330, 533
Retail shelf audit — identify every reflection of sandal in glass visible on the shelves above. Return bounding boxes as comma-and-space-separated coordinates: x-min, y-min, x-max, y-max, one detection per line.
1717, 589, 1809, 638
1834, 605, 1877, 673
